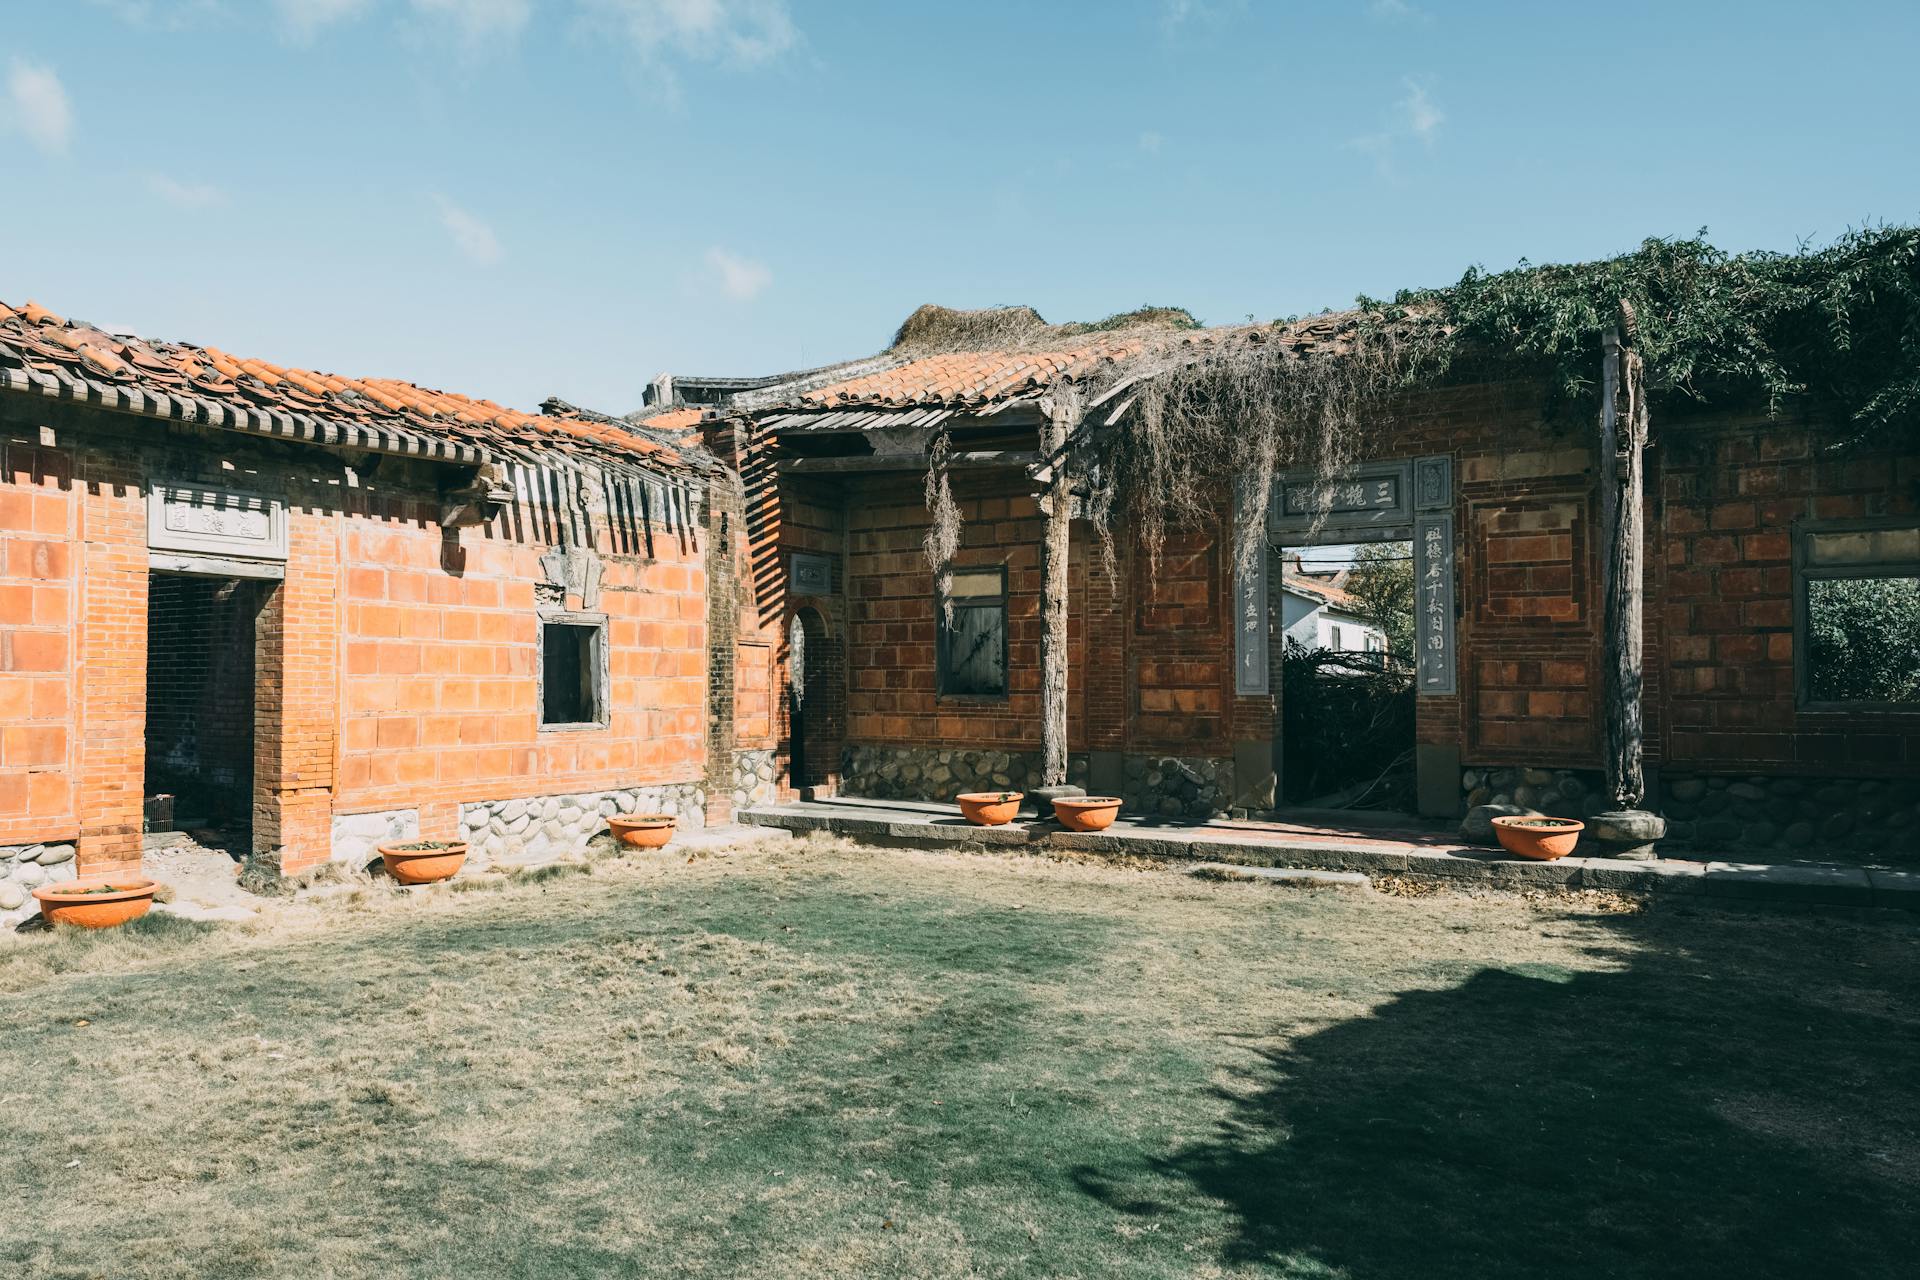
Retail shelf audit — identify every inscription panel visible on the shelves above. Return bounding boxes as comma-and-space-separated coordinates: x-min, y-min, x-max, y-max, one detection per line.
147, 484, 287, 562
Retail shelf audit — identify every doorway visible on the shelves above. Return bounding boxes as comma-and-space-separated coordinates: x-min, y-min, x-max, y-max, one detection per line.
786, 606, 840, 793
1274, 539, 1416, 812
144, 572, 272, 844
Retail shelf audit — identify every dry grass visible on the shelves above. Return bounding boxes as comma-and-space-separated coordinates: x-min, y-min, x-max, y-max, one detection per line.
1, 835, 1915, 1278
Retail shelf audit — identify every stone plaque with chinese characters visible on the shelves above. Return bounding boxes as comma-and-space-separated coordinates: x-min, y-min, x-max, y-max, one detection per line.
147, 483, 287, 561
790, 553, 832, 597
1414, 512, 1457, 696
1268, 461, 1414, 533
1233, 545, 1269, 695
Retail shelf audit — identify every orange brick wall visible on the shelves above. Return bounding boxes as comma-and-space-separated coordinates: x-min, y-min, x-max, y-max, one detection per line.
0, 439, 78, 851
0, 399, 716, 877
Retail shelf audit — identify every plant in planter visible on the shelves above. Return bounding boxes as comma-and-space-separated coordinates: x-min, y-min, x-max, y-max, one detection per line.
957, 792, 1023, 827
1052, 796, 1123, 833
1490, 815, 1585, 861
608, 814, 677, 850
377, 840, 469, 885
33, 877, 159, 929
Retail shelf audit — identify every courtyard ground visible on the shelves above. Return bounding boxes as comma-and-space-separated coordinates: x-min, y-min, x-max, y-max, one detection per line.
1, 835, 1916, 1279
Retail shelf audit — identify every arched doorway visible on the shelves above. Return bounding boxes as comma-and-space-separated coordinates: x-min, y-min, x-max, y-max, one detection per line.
786, 606, 840, 793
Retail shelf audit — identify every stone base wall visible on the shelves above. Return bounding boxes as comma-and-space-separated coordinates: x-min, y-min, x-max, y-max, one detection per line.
1461, 766, 1920, 859
460, 784, 705, 868
732, 750, 777, 811
840, 744, 1235, 820
330, 808, 421, 869
842, 744, 1071, 801
1659, 773, 1920, 858
1, 843, 78, 928
1462, 767, 1606, 820
1121, 755, 1235, 820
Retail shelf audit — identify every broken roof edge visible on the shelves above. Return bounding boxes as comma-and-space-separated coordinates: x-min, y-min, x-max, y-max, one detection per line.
0, 362, 490, 467
0, 296, 715, 480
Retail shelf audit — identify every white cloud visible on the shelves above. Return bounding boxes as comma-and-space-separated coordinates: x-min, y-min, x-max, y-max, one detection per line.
410, 0, 532, 46
1160, 0, 1244, 30
275, 0, 375, 40
581, 0, 799, 70
85, 0, 224, 27
1368, 0, 1432, 23
1400, 78, 1442, 144
1138, 130, 1163, 155
434, 195, 504, 266
705, 247, 771, 301
1350, 76, 1443, 177
6, 60, 73, 157
149, 174, 226, 208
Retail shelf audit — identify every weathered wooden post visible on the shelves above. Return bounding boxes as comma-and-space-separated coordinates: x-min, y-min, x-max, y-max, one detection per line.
1591, 314, 1666, 859
1032, 385, 1084, 810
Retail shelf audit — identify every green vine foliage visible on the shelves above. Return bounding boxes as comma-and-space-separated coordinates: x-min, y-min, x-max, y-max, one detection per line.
1376, 225, 1920, 443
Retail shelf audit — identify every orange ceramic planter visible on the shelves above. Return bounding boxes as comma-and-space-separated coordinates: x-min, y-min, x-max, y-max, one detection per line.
608, 815, 677, 849
33, 877, 158, 929
377, 841, 469, 885
1491, 816, 1585, 861
1052, 797, 1123, 832
33, 875, 157, 924
957, 793, 1023, 826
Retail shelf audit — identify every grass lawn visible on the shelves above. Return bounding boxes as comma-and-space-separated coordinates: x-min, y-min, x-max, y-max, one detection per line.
2, 836, 1917, 1279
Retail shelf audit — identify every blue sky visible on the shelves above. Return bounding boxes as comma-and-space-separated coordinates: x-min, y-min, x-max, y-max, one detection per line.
6, 1, 1918, 416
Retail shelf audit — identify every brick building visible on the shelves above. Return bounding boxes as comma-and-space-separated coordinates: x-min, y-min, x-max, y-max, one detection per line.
0, 297, 775, 924
705, 308, 1920, 858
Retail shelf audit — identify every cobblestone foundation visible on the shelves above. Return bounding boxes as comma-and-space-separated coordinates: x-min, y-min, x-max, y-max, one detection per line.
0, 842, 79, 929
459, 784, 705, 867
330, 808, 421, 868
1658, 773, 1920, 859
733, 749, 777, 811
1121, 755, 1235, 820
1462, 767, 1920, 861
840, 744, 1235, 820
841, 745, 1089, 803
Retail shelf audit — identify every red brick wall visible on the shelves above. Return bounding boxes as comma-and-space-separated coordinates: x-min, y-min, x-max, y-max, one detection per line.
1655, 412, 1920, 775
736, 380, 1919, 793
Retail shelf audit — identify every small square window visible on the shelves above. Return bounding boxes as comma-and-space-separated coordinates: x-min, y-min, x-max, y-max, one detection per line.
541, 620, 606, 727
1796, 522, 1920, 708
936, 567, 1007, 698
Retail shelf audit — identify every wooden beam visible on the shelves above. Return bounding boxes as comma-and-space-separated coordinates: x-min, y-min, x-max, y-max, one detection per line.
1600, 323, 1648, 808
775, 451, 1039, 475
1038, 389, 1078, 789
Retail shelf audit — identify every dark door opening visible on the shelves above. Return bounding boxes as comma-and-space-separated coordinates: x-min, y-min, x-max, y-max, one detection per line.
144, 572, 271, 841
1275, 541, 1416, 812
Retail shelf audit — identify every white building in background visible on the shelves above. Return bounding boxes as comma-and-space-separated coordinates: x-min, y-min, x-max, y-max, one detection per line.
1278, 558, 1387, 654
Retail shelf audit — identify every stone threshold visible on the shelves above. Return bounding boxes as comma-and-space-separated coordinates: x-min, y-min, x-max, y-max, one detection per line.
739, 799, 1920, 912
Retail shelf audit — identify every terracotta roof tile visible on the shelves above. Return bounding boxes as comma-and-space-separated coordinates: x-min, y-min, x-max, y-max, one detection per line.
0, 296, 708, 475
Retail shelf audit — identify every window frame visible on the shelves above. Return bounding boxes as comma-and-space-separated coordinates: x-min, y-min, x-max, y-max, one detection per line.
934, 565, 1010, 701
537, 610, 611, 731
1792, 517, 1920, 713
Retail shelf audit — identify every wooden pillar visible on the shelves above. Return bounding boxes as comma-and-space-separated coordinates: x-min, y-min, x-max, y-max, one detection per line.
1599, 323, 1648, 809
1037, 387, 1079, 789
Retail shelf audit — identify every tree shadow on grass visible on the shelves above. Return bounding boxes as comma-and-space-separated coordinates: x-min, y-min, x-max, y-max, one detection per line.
1077, 902, 1920, 1279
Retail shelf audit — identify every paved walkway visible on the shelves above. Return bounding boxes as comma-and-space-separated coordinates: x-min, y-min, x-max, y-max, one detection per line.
741, 798, 1920, 911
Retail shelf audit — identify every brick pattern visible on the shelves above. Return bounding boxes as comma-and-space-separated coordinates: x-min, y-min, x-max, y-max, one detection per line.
0, 395, 719, 877
1657, 415, 1920, 773
333, 502, 708, 829
0, 439, 75, 846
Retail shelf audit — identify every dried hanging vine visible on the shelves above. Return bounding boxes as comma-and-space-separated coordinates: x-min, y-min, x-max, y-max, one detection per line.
1085, 325, 1423, 583
923, 429, 961, 621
